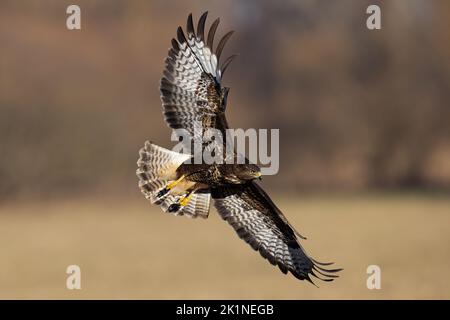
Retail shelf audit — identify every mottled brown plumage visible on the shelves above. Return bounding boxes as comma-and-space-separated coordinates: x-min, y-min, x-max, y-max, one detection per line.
177, 163, 261, 186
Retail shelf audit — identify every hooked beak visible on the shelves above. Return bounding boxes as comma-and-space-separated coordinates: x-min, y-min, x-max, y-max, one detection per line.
256, 172, 262, 180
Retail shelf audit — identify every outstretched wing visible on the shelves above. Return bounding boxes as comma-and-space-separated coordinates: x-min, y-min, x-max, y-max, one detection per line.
212, 181, 341, 283
160, 12, 236, 145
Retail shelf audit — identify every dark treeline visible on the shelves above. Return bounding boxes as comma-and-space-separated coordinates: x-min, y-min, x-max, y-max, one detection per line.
1, 0, 449, 199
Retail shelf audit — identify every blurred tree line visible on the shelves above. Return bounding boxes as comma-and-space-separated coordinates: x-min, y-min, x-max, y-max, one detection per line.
0, 0, 449, 199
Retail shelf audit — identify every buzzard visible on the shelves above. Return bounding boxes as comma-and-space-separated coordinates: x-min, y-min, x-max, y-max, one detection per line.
136, 12, 341, 284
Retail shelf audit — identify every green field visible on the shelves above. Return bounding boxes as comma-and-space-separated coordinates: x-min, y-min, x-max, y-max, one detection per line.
0, 193, 449, 299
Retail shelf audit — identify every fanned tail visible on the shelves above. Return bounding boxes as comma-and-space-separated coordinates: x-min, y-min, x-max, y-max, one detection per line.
136, 141, 211, 218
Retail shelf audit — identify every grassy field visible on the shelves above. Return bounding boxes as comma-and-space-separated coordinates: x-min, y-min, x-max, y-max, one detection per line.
0, 193, 449, 299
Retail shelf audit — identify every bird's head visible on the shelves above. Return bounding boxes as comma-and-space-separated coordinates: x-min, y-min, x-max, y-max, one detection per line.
234, 163, 262, 181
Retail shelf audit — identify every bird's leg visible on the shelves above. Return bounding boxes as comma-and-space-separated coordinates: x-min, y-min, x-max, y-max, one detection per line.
156, 174, 186, 198
168, 188, 195, 213
179, 190, 195, 206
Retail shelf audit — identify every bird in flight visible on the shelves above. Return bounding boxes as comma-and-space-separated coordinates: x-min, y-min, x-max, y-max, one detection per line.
136, 12, 341, 284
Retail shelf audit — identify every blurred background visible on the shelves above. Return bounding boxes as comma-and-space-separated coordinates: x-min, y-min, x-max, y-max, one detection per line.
0, 0, 449, 299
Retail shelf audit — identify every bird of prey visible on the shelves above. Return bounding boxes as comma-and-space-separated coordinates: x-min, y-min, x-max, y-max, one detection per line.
136, 12, 341, 284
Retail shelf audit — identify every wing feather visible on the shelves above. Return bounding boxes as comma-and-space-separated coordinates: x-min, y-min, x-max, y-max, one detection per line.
197, 11, 208, 41
221, 54, 238, 77
160, 12, 235, 151
216, 30, 234, 62
207, 18, 220, 49
187, 13, 195, 35
212, 181, 341, 283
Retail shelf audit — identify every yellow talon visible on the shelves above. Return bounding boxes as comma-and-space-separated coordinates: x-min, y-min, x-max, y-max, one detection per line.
167, 175, 185, 189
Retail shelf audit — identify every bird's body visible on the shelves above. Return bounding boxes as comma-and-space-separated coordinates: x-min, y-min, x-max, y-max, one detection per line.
136, 12, 341, 284
177, 162, 261, 186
